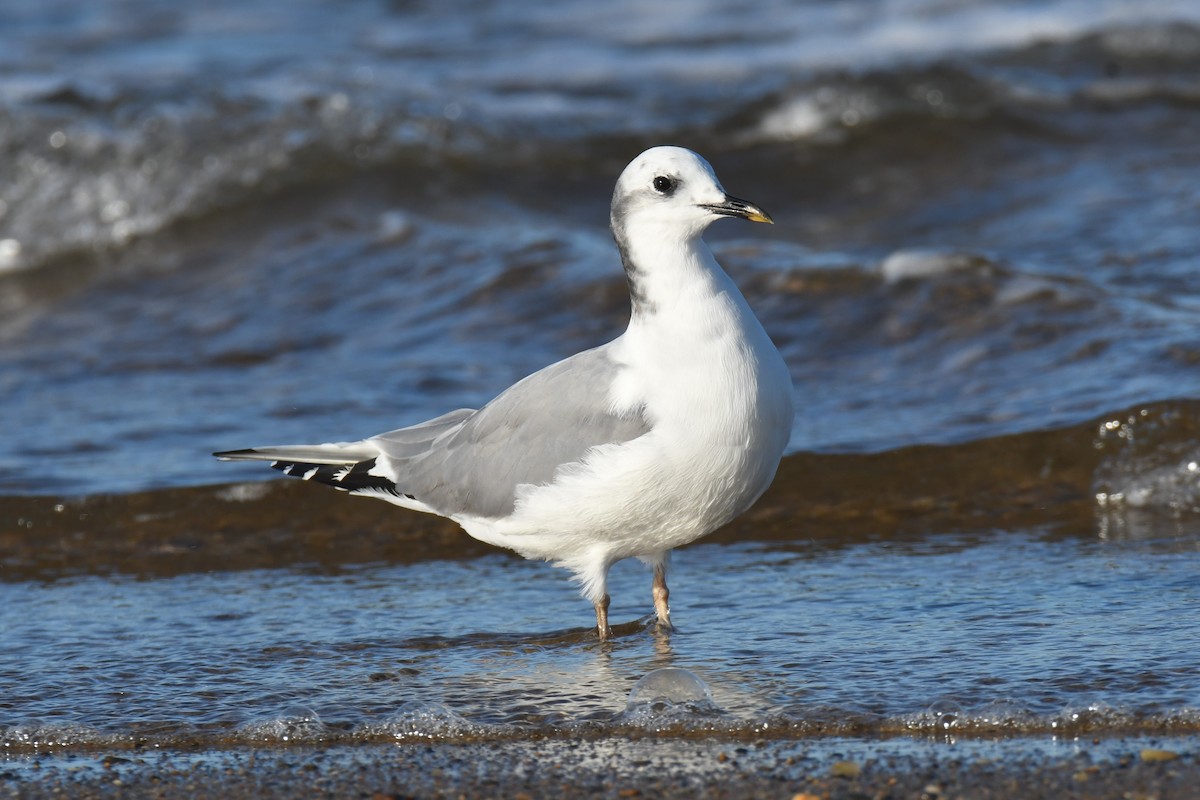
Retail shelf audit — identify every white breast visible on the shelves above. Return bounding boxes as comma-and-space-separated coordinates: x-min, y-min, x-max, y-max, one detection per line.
469, 243, 794, 568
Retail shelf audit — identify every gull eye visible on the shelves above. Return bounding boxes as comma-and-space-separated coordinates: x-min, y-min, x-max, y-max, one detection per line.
652, 175, 676, 194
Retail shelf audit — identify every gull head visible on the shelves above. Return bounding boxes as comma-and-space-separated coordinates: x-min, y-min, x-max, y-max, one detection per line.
611, 146, 773, 242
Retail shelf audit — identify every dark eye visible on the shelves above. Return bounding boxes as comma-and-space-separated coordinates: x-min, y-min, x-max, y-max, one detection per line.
652, 175, 675, 194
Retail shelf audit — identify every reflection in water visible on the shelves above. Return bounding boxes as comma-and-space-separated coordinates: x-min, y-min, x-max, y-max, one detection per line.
2, 528, 1198, 751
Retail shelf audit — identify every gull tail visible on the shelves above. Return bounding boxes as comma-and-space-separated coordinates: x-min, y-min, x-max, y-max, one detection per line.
213, 443, 405, 496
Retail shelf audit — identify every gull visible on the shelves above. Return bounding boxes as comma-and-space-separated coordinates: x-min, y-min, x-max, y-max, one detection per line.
214, 146, 794, 639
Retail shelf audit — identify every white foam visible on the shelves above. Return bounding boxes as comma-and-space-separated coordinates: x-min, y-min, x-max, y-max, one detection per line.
880, 249, 993, 283
237, 705, 328, 743
363, 701, 486, 742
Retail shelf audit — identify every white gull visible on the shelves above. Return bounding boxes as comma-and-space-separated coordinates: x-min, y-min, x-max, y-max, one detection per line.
215, 146, 794, 639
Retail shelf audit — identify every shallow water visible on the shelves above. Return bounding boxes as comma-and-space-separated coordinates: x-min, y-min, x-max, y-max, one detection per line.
3, 0, 1200, 759
2, 526, 1198, 751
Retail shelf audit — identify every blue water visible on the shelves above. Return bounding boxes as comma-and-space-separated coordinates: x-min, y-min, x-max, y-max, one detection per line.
2, 529, 1197, 749
2, 0, 1200, 760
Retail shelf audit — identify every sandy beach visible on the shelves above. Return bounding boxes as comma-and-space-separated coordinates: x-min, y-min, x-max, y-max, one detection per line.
5, 735, 1196, 799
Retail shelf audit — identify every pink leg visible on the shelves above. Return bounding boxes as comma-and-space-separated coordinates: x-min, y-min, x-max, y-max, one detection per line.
652, 562, 672, 630
594, 593, 612, 640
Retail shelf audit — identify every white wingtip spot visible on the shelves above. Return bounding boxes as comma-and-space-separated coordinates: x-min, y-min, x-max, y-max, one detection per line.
302, 467, 319, 480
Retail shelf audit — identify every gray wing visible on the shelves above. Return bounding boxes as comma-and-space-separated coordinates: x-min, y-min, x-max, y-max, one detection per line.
369, 408, 477, 456
214, 408, 476, 466
371, 344, 650, 519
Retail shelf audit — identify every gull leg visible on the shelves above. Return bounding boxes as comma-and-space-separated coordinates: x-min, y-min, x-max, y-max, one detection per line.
594, 593, 612, 640
652, 560, 672, 631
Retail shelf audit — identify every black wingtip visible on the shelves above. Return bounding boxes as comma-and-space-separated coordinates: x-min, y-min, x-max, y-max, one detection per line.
268, 457, 415, 499
213, 452, 416, 501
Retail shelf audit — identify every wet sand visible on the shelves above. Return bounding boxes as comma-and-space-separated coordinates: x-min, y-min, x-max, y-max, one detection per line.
0, 412, 1106, 582
4, 736, 1195, 799
4, 413, 1195, 795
